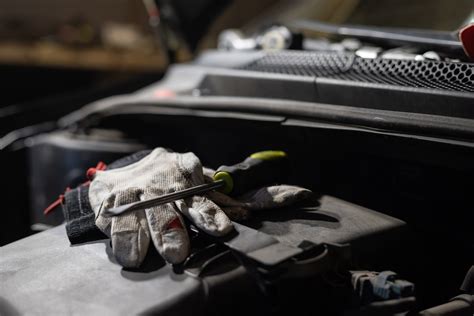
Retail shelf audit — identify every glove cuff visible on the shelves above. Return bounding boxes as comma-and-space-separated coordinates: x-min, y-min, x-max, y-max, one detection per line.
62, 185, 105, 244
61, 150, 153, 244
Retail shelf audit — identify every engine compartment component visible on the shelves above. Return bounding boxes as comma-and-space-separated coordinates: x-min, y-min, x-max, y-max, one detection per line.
1, 11, 473, 313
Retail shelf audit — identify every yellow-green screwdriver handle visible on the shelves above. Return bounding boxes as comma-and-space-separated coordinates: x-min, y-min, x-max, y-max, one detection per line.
213, 150, 289, 196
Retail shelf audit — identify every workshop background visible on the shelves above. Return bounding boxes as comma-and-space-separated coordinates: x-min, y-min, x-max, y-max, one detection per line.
0, 0, 472, 245
0, 0, 471, 132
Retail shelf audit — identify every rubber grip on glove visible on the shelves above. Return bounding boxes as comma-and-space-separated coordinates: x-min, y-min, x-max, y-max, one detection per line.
213, 150, 289, 196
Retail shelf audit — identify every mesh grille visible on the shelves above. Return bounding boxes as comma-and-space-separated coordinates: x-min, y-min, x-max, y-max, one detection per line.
239, 51, 474, 92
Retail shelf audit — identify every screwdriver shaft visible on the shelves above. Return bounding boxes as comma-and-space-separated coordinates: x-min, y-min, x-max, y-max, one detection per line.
102, 180, 225, 217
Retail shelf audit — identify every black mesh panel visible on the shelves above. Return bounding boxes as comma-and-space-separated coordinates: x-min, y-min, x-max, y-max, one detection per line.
239, 51, 474, 93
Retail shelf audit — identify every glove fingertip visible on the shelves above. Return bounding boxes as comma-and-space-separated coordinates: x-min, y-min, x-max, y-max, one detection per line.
205, 211, 234, 236
159, 228, 190, 264
178, 196, 234, 237
112, 226, 150, 268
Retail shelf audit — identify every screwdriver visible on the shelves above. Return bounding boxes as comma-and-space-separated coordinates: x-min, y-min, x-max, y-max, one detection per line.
102, 150, 289, 217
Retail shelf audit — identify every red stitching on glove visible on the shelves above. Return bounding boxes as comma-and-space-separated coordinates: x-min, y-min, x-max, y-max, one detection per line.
166, 217, 184, 230
86, 161, 107, 180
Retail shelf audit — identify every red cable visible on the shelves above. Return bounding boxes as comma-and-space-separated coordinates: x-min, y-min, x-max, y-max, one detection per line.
43, 161, 107, 215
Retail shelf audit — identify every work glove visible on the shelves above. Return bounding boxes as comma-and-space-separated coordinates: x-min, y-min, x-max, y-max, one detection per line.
89, 148, 314, 268
89, 148, 233, 268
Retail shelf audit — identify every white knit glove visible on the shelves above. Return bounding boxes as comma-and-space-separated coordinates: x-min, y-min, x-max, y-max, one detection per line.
89, 148, 232, 268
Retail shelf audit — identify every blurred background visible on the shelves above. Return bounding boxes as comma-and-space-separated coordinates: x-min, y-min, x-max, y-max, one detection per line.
0, 0, 472, 116
0, 0, 473, 107
0, 0, 472, 245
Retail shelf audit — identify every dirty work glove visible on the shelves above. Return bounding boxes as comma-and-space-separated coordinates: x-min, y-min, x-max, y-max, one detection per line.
89, 148, 232, 268
203, 168, 315, 221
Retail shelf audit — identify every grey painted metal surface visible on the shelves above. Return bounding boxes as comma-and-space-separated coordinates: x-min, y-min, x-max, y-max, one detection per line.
0, 195, 406, 314
0, 225, 201, 315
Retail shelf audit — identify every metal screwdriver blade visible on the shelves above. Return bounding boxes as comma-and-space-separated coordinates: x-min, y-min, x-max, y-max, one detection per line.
101, 180, 226, 217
